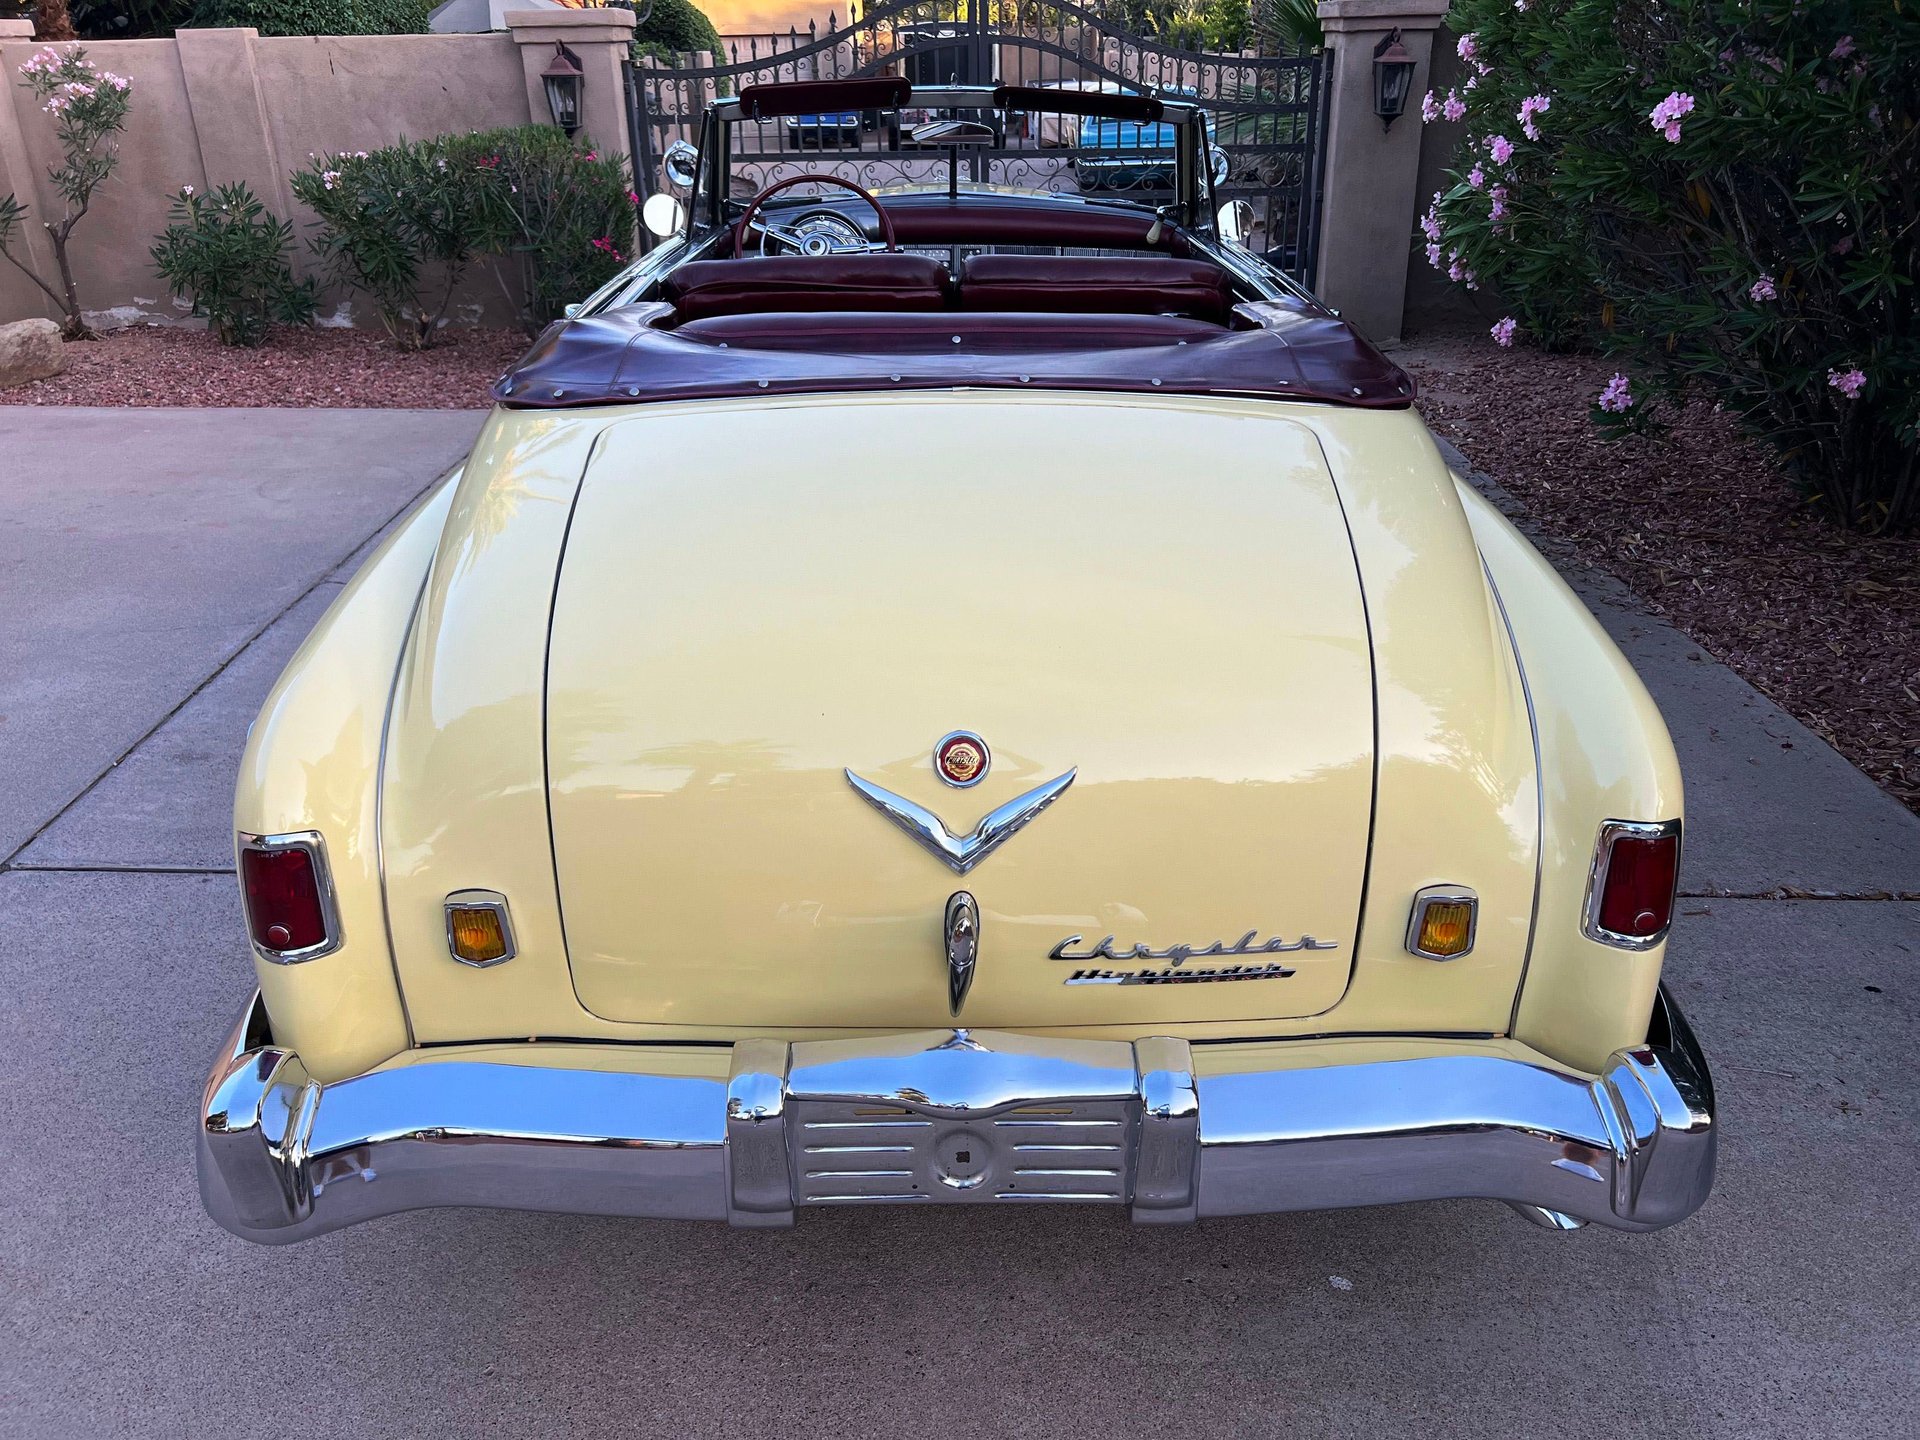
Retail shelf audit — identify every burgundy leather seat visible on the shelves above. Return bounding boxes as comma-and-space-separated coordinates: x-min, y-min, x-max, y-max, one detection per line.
663, 254, 950, 322
674, 310, 1223, 353
957, 255, 1235, 323
884, 199, 1190, 255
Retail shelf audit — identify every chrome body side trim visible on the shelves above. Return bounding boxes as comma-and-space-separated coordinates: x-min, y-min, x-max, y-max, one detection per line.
1582, 818, 1684, 950
236, 830, 344, 966
1480, 560, 1548, 1050
375, 572, 433, 1046
198, 990, 1715, 1243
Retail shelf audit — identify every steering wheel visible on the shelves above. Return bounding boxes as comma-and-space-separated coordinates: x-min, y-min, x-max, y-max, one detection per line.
733, 174, 898, 258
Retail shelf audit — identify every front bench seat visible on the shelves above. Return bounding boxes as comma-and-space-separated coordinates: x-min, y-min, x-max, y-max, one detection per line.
957, 254, 1235, 324
664, 254, 951, 323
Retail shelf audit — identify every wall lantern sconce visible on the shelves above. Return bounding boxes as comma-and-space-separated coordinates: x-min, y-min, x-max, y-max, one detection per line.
542, 42, 585, 137
1373, 30, 1416, 130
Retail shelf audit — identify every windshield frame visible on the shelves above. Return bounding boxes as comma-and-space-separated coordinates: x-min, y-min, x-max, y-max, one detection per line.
678, 82, 1208, 239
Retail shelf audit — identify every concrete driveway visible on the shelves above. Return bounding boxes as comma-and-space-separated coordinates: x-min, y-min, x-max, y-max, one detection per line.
2, 409, 1915, 1439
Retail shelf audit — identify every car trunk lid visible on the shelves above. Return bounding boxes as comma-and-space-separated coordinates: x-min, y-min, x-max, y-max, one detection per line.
546, 397, 1374, 1028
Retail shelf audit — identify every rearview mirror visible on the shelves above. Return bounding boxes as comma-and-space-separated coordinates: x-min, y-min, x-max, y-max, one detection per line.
662, 140, 699, 192
642, 193, 686, 239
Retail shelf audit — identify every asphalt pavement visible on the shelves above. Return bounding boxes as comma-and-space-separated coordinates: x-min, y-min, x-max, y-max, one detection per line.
1, 408, 1915, 1439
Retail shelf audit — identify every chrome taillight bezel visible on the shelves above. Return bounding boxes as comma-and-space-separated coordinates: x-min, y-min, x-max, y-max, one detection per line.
237, 829, 343, 965
1581, 818, 1682, 951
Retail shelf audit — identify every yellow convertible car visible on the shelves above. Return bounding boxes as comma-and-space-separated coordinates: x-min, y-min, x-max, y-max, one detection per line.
198, 80, 1715, 1242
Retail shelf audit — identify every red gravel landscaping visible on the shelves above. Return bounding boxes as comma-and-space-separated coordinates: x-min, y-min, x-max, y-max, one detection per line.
1403, 330, 1920, 818
0, 325, 529, 408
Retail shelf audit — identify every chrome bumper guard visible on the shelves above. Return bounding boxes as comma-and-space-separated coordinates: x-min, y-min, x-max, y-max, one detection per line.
197, 989, 1715, 1244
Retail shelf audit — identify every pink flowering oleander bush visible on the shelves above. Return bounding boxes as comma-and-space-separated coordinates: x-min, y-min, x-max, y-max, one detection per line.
0, 45, 131, 339
1419, 0, 1920, 533
460, 125, 635, 331
290, 127, 633, 348
291, 137, 494, 351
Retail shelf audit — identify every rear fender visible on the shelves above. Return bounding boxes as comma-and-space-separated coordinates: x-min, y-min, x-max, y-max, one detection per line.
1457, 478, 1683, 1072
233, 472, 460, 1082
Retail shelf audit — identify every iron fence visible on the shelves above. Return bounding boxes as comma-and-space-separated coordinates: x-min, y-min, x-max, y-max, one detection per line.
625, 0, 1326, 283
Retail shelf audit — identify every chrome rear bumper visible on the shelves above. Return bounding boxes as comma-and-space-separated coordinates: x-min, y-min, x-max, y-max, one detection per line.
197, 989, 1715, 1244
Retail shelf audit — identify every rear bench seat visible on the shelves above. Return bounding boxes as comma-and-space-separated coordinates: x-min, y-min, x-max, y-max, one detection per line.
957, 255, 1235, 324
660, 252, 1236, 325
663, 254, 951, 322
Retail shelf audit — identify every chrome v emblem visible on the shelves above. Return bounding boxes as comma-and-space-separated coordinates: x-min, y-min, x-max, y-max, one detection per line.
844, 767, 1076, 874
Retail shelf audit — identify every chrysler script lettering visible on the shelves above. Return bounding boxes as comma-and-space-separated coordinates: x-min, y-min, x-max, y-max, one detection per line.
1048, 931, 1338, 966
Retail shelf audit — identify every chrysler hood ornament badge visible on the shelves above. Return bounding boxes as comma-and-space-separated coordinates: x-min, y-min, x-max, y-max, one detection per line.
844, 766, 1075, 874
934, 730, 990, 788
944, 891, 979, 1015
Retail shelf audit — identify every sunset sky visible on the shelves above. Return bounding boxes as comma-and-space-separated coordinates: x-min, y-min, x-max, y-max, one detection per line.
704, 0, 843, 33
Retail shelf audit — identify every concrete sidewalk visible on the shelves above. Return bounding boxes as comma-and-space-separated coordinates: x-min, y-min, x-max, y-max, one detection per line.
1, 409, 1915, 1439
0, 408, 484, 862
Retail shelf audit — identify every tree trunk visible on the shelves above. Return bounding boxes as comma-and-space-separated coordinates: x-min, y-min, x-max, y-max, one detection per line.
48, 227, 92, 340
32, 0, 77, 41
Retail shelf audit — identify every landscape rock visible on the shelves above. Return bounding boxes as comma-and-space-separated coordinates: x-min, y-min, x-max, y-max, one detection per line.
0, 318, 67, 390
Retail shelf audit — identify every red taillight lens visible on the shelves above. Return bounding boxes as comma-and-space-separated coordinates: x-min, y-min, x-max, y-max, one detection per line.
1594, 828, 1680, 942
241, 844, 329, 954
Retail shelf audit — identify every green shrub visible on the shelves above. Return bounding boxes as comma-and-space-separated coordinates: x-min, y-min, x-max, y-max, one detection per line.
1256, 0, 1322, 52
190, 0, 428, 36
290, 137, 494, 349
620, 0, 722, 63
1423, 0, 1920, 533
68, 0, 426, 37
291, 127, 634, 345
150, 181, 317, 346
459, 126, 636, 329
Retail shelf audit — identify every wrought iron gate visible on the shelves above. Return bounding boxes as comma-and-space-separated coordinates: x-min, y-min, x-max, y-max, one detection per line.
624, 0, 1328, 283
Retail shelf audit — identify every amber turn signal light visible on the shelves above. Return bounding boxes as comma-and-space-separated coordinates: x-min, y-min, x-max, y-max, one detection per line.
445, 891, 516, 967
1406, 886, 1477, 960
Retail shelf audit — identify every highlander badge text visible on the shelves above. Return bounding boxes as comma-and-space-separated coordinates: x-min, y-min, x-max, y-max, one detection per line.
1049, 930, 1337, 987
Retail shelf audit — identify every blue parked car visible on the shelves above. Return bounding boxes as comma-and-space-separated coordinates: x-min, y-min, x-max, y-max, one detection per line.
785, 109, 862, 147
1066, 86, 1222, 193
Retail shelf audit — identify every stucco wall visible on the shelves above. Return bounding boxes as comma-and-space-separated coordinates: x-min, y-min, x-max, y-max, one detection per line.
0, 25, 625, 330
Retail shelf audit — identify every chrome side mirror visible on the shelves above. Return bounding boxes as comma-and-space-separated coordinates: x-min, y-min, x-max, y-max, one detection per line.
1215, 198, 1256, 246
662, 139, 699, 192
642, 192, 686, 239
1209, 145, 1231, 189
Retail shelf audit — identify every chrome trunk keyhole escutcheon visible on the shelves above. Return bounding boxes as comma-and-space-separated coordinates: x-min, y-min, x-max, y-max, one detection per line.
945, 890, 979, 1015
